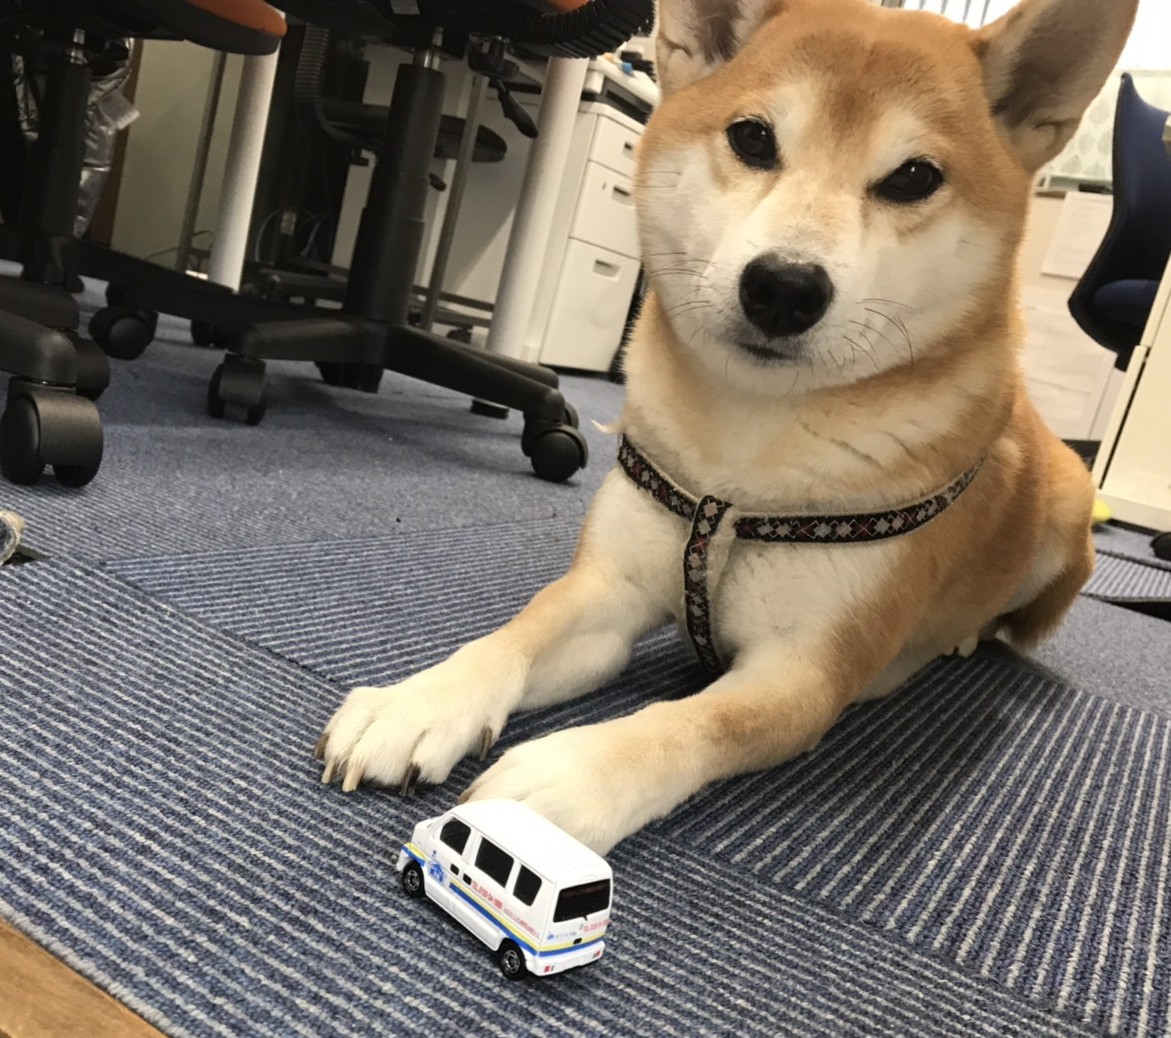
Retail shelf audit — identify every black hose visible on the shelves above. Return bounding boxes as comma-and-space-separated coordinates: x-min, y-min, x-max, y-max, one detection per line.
293, 24, 363, 149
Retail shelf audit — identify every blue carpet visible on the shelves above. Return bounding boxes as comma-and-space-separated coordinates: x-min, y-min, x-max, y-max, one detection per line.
2, 559, 1164, 1037
1086, 550, 1171, 603
1094, 523, 1161, 565
0, 341, 621, 562
3, 332, 1171, 1037
1032, 595, 1171, 718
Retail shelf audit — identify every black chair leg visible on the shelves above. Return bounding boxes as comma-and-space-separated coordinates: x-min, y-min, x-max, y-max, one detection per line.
387, 325, 564, 419
383, 326, 587, 482
79, 242, 318, 357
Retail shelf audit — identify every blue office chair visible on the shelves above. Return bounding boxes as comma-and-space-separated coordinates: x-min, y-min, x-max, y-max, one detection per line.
1069, 74, 1171, 372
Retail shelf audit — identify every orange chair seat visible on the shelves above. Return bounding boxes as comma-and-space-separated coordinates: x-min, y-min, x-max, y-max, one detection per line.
187, 0, 286, 38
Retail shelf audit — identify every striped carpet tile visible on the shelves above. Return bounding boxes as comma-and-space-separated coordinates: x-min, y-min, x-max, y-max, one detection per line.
1085, 550, 1171, 602
0, 562, 1100, 1037
1094, 525, 1159, 565
669, 648, 1171, 1038
0, 345, 621, 565
107, 524, 1171, 1036
108, 521, 1157, 696
107, 517, 588, 688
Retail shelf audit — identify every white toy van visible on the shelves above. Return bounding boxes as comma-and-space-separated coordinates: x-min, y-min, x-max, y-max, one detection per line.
396, 799, 613, 979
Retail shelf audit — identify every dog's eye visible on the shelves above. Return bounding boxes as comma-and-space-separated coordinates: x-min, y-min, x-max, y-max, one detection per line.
727, 119, 778, 170
874, 159, 944, 203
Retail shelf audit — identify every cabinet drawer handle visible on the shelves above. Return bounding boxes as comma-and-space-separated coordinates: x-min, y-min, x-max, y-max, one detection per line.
611, 184, 633, 204
593, 259, 620, 278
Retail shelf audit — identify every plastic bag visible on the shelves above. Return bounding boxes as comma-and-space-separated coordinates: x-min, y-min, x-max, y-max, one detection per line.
12, 45, 139, 236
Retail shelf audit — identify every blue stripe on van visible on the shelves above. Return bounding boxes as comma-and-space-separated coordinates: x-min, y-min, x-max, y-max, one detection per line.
450, 883, 604, 958
401, 844, 604, 959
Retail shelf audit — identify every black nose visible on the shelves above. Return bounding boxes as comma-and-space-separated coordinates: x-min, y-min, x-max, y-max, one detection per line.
739, 259, 834, 337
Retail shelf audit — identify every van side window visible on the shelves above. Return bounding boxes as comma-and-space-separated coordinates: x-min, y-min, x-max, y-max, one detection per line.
439, 819, 471, 855
475, 838, 514, 887
513, 866, 542, 906
553, 879, 611, 922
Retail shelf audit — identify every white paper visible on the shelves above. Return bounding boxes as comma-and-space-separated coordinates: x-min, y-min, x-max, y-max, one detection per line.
1040, 192, 1114, 281
1019, 285, 1117, 439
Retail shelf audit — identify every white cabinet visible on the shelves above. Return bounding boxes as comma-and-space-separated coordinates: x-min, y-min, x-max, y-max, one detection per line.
538, 241, 641, 370
525, 102, 644, 373
398, 88, 646, 373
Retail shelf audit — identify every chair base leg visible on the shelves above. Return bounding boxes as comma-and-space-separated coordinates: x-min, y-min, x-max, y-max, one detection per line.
219, 316, 589, 481
386, 325, 566, 422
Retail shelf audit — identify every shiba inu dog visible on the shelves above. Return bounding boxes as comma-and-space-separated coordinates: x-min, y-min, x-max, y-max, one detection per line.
316, 0, 1136, 853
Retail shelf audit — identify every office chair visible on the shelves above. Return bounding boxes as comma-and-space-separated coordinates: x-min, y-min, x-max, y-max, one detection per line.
1069, 74, 1171, 372
196, 0, 651, 483
216, 20, 509, 361
194, 0, 648, 482
0, 0, 284, 487
1068, 74, 1171, 557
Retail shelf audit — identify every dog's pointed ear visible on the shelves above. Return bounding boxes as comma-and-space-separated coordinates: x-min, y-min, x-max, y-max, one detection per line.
975, 0, 1138, 172
655, 0, 781, 96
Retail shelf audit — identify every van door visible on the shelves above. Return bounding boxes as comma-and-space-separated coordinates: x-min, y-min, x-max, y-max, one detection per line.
426, 817, 476, 920
502, 863, 546, 951
464, 836, 520, 949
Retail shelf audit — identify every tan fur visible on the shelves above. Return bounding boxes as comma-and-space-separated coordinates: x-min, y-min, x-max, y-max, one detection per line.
315, 0, 1136, 855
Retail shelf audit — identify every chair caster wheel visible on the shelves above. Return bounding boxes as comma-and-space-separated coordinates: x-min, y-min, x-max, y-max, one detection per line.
0, 382, 103, 487
208, 357, 267, 424
526, 425, 588, 483
70, 335, 111, 401
89, 306, 157, 360
316, 362, 383, 393
471, 398, 510, 420
191, 320, 227, 348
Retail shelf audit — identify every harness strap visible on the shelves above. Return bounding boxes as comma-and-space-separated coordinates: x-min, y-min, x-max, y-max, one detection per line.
617, 436, 983, 672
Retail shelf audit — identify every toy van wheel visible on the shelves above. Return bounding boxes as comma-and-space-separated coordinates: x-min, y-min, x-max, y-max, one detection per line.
401, 862, 425, 898
496, 940, 527, 981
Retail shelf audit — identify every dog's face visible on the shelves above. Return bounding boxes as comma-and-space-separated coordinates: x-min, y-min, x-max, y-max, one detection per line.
637, 0, 1136, 396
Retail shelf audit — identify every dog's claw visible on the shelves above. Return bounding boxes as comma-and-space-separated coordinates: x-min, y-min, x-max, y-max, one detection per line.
457, 781, 478, 805
321, 759, 337, 784
478, 726, 496, 762
313, 733, 329, 760
342, 764, 363, 793
400, 763, 421, 796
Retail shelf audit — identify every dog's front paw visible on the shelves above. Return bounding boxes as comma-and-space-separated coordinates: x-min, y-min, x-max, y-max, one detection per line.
461, 719, 685, 855
315, 658, 517, 793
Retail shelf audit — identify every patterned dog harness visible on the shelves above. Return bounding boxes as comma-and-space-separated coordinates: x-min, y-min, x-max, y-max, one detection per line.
616, 436, 983, 673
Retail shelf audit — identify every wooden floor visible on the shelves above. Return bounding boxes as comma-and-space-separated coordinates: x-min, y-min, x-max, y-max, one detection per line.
0, 920, 163, 1038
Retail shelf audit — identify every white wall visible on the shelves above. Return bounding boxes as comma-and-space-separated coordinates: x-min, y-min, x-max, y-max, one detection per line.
111, 41, 243, 263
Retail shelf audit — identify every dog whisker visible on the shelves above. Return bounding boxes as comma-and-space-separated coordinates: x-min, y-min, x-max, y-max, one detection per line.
861, 306, 916, 370
852, 315, 898, 358
665, 300, 714, 319
860, 296, 915, 311
843, 332, 880, 372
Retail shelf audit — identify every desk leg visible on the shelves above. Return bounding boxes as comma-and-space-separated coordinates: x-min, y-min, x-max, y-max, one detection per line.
207, 36, 283, 291
421, 73, 487, 331
484, 57, 589, 364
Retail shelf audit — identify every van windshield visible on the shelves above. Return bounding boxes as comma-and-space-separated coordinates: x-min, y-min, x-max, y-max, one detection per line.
553, 879, 611, 922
